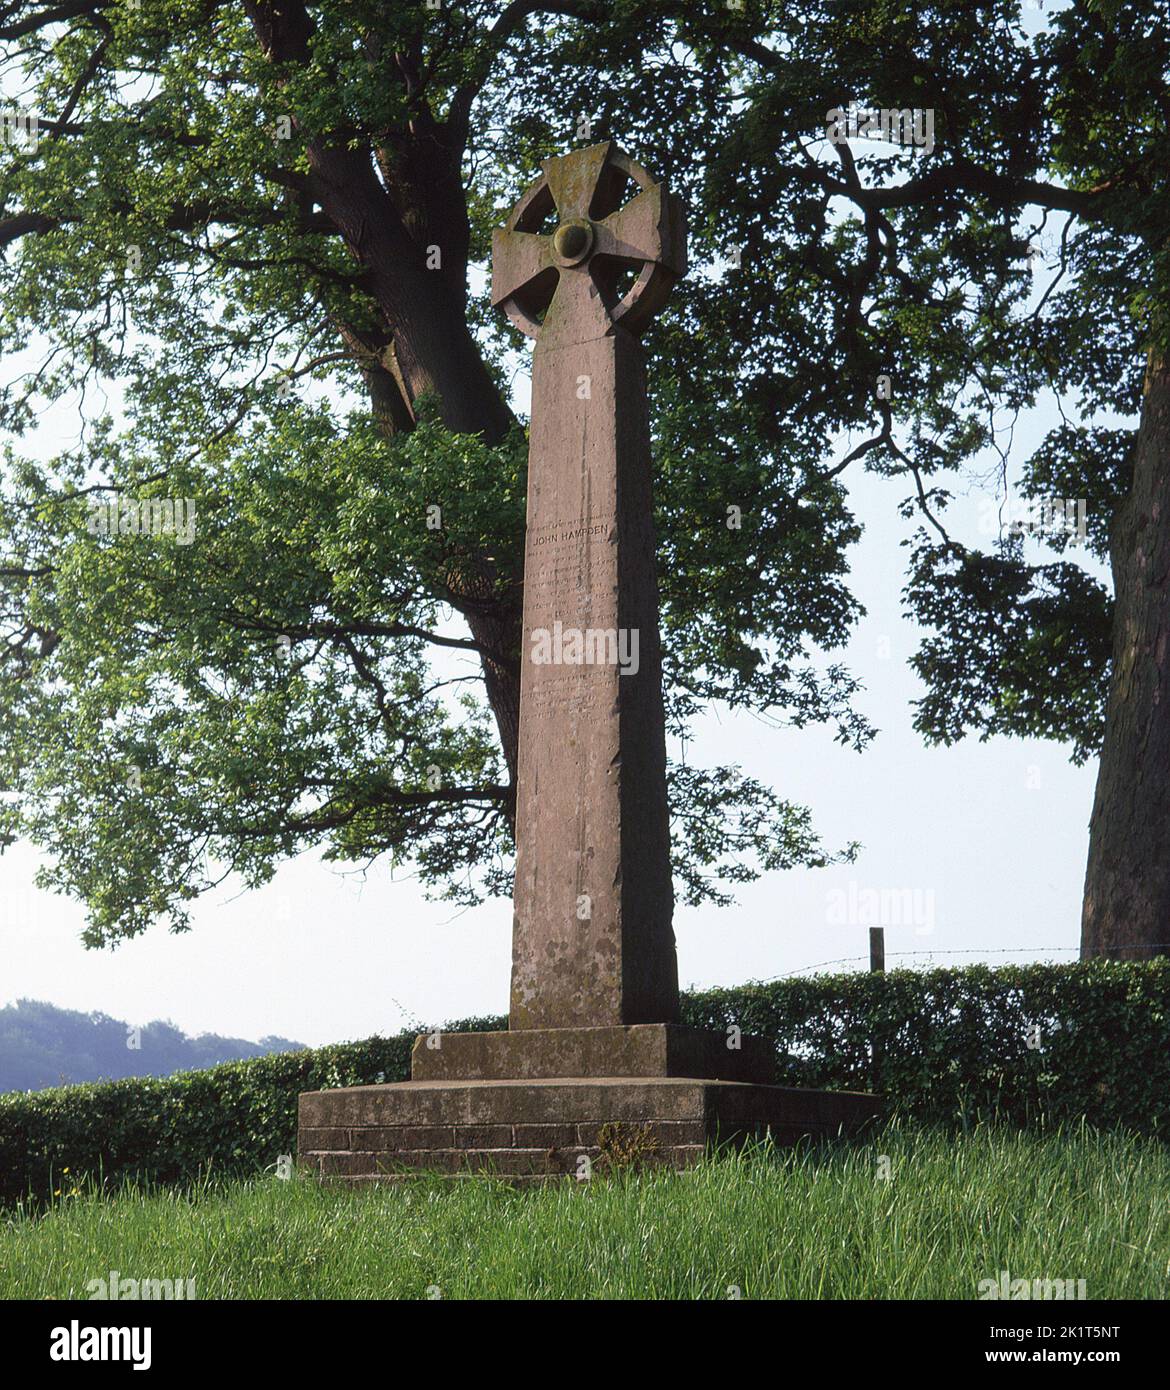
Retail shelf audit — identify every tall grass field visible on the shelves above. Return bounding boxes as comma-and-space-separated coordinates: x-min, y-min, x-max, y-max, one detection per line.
3, 1124, 1168, 1300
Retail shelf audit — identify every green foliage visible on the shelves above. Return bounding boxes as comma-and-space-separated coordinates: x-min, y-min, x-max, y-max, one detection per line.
4, 962, 1169, 1209
906, 540, 1113, 764
684, 959, 1170, 1132
1, 404, 525, 938
0, 0, 888, 941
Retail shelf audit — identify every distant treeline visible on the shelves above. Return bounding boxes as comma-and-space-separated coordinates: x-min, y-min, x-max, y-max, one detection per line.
0, 998, 304, 1093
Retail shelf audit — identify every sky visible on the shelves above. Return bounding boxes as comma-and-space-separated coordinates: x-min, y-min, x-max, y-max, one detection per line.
0, 0, 1101, 1050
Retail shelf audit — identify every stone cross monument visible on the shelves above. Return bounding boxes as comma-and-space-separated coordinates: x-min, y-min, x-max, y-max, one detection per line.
491, 140, 683, 1031
298, 144, 879, 1180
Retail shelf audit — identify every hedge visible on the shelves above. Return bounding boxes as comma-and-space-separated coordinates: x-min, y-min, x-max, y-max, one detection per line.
2, 961, 1168, 1206
683, 960, 1170, 1133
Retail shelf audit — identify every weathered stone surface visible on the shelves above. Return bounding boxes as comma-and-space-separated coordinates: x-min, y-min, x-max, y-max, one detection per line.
318, 1149, 570, 1178
575, 1119, 707, 1147
321, 1146, 711, 1179
349, 1125, 455, 1150
450, 1124, 513, 1149
302, 1077, 714, 1129
511, 1123, 579, 1147
298, 1077, 881, 1183
492, 142, 686, 1029
411, 1024, 776, 1083
297, 1126, 348, 1155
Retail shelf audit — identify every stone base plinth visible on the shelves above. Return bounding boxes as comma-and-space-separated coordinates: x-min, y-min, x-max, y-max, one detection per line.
298, 1076, 882, 1183
410, 1024, 777, 1084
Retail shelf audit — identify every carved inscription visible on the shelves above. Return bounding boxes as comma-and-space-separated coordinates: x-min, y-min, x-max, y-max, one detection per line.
524, 517, 616, 620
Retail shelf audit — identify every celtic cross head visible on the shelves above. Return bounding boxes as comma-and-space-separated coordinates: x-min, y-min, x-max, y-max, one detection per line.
491, 141, 687, 348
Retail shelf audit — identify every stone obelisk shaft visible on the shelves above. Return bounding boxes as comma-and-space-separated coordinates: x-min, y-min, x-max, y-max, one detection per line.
510, 326, 678, 1029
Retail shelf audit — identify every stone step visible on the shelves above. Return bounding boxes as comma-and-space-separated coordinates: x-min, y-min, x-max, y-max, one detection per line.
298, 1075, 882, 1182
304, 1144, 706, 1178
300, 1076, 881, 1131
300, 1118, 709, 1155
410, 1025, 777, 1085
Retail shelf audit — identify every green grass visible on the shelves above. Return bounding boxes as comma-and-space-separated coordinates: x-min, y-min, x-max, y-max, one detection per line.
3, 1123, 1168, 1299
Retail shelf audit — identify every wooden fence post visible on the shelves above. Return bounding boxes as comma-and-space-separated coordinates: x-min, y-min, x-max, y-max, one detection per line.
869, 927, 885, 1094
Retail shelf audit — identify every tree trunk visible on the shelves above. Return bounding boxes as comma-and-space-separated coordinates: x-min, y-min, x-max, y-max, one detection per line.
1080, 351, 1170, 959
358, 250, 524, 786
243, 0, 524, 790
334, 315, 523, 786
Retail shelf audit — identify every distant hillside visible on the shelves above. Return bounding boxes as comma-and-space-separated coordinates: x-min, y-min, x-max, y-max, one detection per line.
0, 998, 305, 1093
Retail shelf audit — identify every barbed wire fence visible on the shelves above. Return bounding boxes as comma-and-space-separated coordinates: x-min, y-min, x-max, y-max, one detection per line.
752, 940, 1170, 984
